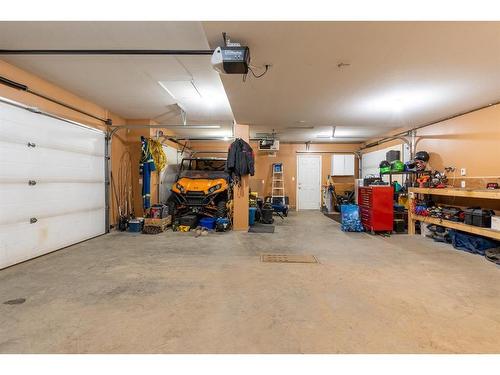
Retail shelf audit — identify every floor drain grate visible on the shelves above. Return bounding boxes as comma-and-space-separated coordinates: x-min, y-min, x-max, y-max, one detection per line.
261, 254, 318, 263
3, 298, 26, 305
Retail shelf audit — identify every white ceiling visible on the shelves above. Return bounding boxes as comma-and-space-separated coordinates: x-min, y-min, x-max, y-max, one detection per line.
203, 21, 500, 142
1, 22, 500, 143
0, 21, 235, 138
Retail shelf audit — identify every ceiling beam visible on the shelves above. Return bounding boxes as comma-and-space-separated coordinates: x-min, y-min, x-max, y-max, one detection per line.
0, 49, 214, 55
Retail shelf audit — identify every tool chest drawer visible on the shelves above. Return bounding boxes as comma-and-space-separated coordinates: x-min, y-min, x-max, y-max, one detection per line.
357, 186, 393, 232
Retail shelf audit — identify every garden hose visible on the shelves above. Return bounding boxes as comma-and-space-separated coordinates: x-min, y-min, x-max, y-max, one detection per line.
148, 138, 167, 172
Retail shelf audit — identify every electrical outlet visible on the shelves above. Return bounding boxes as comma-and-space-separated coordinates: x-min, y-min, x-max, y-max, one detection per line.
460, 168, 466, 176
461, 180, 466, 188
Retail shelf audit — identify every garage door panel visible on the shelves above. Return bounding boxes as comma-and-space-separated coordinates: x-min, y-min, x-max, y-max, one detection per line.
0, 98, 106, 269
0, 141, 104, 182
0, 108, 104, 156
0, 208, 105, 269
0, 183, 105, 225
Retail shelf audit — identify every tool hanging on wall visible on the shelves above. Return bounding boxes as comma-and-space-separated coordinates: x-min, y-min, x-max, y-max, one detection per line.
148, 138, 167, 172
140, 137, 156, 210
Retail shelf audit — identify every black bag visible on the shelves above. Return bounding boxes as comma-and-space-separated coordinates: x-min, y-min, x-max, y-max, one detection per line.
485, 248, 500, 265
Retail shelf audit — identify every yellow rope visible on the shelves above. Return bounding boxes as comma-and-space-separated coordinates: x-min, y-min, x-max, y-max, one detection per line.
148, 138, 167, 171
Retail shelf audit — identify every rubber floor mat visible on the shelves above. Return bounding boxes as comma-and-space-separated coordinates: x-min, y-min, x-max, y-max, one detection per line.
260, 254, 318, 263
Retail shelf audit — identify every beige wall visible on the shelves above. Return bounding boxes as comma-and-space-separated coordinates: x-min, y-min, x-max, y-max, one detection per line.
362, 104, 500, 183
416, 104, 500, 180
252, 143, 359, 208
362, 104, 500, 210
190, 140, 360, 208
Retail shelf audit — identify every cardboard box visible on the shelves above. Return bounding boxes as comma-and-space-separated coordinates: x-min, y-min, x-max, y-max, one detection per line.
144, 216, 172, 227
492, 216, 500, 231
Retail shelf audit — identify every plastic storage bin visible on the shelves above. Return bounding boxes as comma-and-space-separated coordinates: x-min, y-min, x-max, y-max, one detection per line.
199, 217, 216, 230
249, 207, 257, 225
128, 219, 143, 232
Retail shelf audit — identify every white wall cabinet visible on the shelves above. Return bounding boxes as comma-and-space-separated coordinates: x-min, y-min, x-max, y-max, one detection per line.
332, 154, 355, 176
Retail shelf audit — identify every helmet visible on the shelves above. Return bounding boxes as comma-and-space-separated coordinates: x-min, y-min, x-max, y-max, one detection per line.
415, 151, 430, 162
405, 161, 416, 171
414, 159, 426, 171
379, 160, 391, 174
391, 160, 405, 172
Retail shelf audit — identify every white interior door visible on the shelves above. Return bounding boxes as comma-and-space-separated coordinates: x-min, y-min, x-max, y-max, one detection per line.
0, 98, 106, 269
297, 154, 322, 210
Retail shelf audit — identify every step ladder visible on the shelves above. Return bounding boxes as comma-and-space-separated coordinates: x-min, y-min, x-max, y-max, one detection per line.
271, 162, 285, 205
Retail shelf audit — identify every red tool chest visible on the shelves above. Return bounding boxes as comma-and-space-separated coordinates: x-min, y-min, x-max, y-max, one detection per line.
358, 186, 393, 232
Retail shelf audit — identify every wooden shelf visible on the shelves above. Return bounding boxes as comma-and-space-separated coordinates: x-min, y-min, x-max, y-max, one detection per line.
411, 214, 500, 241
408, 187, 500, 239
409, 187, 500, 200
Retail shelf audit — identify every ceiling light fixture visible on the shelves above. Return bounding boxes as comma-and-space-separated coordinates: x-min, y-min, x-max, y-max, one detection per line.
131, 124, 220, 129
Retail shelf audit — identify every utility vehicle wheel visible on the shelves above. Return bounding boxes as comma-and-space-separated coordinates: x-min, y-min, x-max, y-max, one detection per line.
216, 200, 227, 218
166, 198, 177, 217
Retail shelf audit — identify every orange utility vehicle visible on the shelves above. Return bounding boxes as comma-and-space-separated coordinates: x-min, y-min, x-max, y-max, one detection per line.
168, 157, 230, 219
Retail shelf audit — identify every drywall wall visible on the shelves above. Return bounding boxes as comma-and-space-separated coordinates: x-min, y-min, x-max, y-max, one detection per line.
189, 140, 360, 208
0, 59, 128, 226
416, 104, 500, 182
362, 104, 500, 184
252, 143, 360, 208
361, 104, 500, 210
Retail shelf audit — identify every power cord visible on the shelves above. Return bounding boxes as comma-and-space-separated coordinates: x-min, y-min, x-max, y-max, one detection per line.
248, 64, 270, 78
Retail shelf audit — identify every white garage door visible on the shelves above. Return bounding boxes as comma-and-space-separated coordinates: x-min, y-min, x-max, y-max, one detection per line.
361, 144, 410, 177
0, 98, 106, 269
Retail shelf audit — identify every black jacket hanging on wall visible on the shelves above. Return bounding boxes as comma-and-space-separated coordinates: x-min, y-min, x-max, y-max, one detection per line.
225, 138, 255, 179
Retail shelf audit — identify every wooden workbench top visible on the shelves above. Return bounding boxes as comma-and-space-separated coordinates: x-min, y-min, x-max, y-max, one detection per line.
409, 187, 500, 200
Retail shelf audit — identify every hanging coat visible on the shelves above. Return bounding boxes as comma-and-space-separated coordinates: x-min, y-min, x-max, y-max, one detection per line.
140, 137, 156, 209
225, 138, 255, 179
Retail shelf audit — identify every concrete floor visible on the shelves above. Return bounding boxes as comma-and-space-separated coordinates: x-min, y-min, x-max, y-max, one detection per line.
1, 211, 499, 353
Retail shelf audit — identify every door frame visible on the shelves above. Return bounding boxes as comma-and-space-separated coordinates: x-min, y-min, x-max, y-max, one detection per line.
296, 154, 322, 211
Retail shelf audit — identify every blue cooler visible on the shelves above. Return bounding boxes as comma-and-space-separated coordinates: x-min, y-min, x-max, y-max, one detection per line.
249, 207, 257, 225
128, 219, 143, 232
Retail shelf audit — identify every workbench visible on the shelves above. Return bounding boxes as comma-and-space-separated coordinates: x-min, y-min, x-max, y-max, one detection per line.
408, 187, 500, 241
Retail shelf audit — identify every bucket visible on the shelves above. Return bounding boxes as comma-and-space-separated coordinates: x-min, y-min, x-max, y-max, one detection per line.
199, 217, 216, 230
249, 207, 257, 225
128, 219, 143, 233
